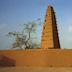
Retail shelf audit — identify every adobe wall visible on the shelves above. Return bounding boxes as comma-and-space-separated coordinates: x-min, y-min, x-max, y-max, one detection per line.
0, 49, 72, 67
41, 6, 60, 49
0, 55, 16, 67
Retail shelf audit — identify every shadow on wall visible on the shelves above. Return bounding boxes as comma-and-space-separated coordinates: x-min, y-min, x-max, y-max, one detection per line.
0, 55, 16, 67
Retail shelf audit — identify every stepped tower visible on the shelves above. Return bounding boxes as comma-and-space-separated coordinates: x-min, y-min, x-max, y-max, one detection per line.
41, 5, 60, 49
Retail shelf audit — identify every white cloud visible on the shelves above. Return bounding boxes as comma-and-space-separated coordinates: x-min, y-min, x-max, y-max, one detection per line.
0, 24, 8, 34
68, 25, 72, 32
0, 24, 7, 30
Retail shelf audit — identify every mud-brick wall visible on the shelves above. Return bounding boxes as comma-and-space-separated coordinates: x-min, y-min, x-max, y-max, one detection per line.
0, 55, 16, 67
0, 49, 72, 67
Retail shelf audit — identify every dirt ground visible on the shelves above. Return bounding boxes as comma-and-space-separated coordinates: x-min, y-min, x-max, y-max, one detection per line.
0, 67, 72, 72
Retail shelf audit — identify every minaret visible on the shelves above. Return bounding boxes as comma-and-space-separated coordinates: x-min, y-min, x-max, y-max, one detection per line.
41, 5, 60, 49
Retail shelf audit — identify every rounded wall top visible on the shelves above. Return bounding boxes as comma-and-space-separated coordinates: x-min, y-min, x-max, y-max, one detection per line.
48, 5, 53, 8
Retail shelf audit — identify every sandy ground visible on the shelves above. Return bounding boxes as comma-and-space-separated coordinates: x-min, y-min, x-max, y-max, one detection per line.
0, 67, 72, 72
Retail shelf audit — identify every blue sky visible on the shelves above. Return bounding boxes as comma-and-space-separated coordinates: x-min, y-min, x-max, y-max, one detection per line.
0, 0, 72, 49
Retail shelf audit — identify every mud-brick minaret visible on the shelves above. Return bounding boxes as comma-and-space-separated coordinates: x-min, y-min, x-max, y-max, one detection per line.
41, 5, 60, 49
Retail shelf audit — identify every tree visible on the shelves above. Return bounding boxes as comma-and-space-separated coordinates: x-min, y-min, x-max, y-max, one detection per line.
8, 19, 42, 50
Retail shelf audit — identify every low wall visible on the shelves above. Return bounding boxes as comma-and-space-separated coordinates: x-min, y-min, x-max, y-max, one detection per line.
0, 55, 16, 67
0, 49, 72, 67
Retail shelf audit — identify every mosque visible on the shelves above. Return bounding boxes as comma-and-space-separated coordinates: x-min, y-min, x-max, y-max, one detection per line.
0, 5, 72, 67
